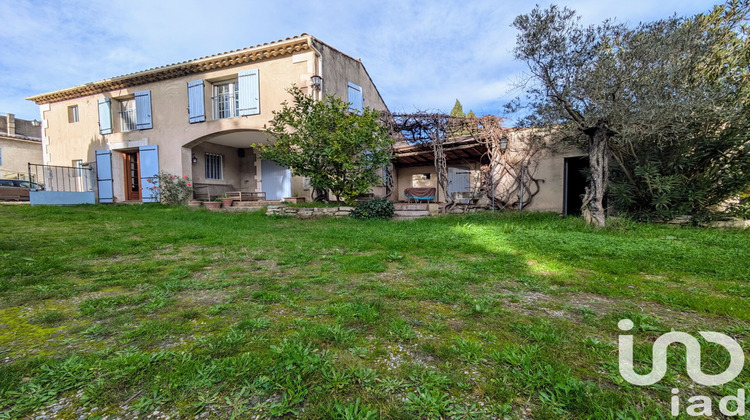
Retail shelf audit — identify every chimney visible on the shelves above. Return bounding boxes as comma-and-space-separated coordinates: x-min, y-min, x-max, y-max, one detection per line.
6, 113, 15, 136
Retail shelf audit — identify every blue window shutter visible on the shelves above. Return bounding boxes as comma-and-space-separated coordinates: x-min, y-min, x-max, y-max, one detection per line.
347, 82, 363, 112
95, 149, 113, 203
97, 98, 112, 134
187, 80, 206, 123
135, 90, 153, 129
139, 145, 159, 202
238, 69, 260, 116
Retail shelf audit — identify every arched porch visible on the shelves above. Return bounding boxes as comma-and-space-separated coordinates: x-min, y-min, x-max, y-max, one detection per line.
182, 129, 300, 201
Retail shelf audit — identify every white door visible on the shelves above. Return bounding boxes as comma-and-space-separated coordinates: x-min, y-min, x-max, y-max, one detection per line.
261, 159, 291, 200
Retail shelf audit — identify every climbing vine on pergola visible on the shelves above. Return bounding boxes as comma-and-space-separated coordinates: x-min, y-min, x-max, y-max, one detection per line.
382, 112, 545, 210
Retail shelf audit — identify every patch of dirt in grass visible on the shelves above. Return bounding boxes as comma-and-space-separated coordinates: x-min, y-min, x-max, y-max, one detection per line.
566, 292, 619, 314
445, 318, 467, 332
500, 291, 553, 317
62, 288, 127, 306
377, 342, 436, 371
176, 289, 231, 307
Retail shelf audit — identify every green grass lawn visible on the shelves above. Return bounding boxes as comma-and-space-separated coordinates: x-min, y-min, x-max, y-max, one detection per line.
0, 205, 748, 419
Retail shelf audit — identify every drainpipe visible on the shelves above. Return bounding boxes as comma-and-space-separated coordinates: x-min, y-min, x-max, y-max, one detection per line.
6, 113, 15, 136
308, 38, 324, 101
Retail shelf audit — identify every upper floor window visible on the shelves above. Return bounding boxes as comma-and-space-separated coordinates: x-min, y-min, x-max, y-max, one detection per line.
96, 90, 152, 135
119, 99, 137, 132
212, 81, 240, 119
200, 69, 260, 122
68, 105, 79, 123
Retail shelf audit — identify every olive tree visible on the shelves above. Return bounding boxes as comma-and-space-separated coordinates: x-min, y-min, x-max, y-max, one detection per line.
510, 2, 750, 225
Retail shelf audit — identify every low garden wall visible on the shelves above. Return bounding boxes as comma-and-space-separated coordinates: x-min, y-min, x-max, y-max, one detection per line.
266, 205, 354, 218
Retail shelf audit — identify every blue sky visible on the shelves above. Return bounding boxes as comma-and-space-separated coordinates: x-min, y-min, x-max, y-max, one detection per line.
0, 0, 720, 121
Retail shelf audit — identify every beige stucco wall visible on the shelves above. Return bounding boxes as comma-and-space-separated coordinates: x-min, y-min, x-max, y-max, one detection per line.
313, 40, 388, 112
0, 136, 43, 177
38, 39, 388, 202
523, 146, 586, 213
395, 163, 482, 202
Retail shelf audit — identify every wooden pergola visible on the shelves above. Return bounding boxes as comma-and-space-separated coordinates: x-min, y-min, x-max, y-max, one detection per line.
393, 136, 489, 167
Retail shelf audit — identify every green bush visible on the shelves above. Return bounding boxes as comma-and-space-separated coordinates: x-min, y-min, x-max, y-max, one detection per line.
350, 199, 394, 220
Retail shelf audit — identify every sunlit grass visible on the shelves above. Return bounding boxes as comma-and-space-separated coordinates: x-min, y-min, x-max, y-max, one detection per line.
0, 204, 747, 418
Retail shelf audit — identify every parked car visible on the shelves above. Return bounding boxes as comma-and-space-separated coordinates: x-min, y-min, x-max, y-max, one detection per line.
0, 179, 44, 201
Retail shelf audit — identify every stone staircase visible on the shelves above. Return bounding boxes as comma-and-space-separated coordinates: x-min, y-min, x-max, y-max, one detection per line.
393, 203, 439, 221
224, 200, 282, 211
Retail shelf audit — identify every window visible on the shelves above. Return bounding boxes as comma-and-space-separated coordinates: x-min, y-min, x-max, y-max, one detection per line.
119, 99, 137, 132
101, 90, 152, 134
209, 70, 260, 120
212, 81, 240, 119
68, 105, 79, 123
0, 147, 2, 166
205, 153, 223, 180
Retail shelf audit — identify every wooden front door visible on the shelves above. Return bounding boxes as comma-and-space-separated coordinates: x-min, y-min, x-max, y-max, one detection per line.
124, 151, 141, 201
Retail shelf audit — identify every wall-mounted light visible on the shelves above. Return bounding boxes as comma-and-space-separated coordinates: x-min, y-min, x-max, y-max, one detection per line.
311, 75, 323, 92
31, 120, 41, 127
499, 137, 509, 150
191, 154, 198, 165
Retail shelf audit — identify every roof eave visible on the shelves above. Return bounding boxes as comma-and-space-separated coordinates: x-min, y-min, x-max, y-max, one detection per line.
27, 34, 314, 105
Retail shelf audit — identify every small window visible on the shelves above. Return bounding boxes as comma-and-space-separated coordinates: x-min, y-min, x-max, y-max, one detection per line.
68, 105, 79, 123
119, 99, 137, 132
0, 147, 3, 166
212, 81, 239, 119
205, 153, 223, 180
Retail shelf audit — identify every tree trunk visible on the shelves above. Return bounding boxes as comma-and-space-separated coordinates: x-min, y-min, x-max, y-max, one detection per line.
581, 120, 611, 228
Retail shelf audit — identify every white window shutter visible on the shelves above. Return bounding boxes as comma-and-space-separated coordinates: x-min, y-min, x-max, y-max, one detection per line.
135, 90, 153, 130
187, 80, 206, 123
97, 98, 112, 134
238, 69, 260, 116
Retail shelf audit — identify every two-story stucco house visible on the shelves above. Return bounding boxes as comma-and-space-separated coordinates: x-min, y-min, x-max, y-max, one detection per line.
27, 34, 387, 203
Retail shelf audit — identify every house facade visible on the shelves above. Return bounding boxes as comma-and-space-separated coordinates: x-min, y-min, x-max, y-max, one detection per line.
0, 113, 43, 181
28, 34, 387, 203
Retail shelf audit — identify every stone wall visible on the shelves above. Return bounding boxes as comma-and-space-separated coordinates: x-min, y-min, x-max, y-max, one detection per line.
266, 205, 353, 218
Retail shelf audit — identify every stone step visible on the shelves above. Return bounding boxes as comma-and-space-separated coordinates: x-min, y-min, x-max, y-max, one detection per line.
394, 203, 429, 211
393, 210, 431, 217
232, 201, 280, 208
393, 215, 426, 221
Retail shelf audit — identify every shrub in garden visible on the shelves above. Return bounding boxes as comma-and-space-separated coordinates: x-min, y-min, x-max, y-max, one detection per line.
146, 172, 193, 205
350, 198, 394, 220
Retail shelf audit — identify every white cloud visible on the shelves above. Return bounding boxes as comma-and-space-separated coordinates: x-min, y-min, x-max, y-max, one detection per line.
0, 0, 720, 120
